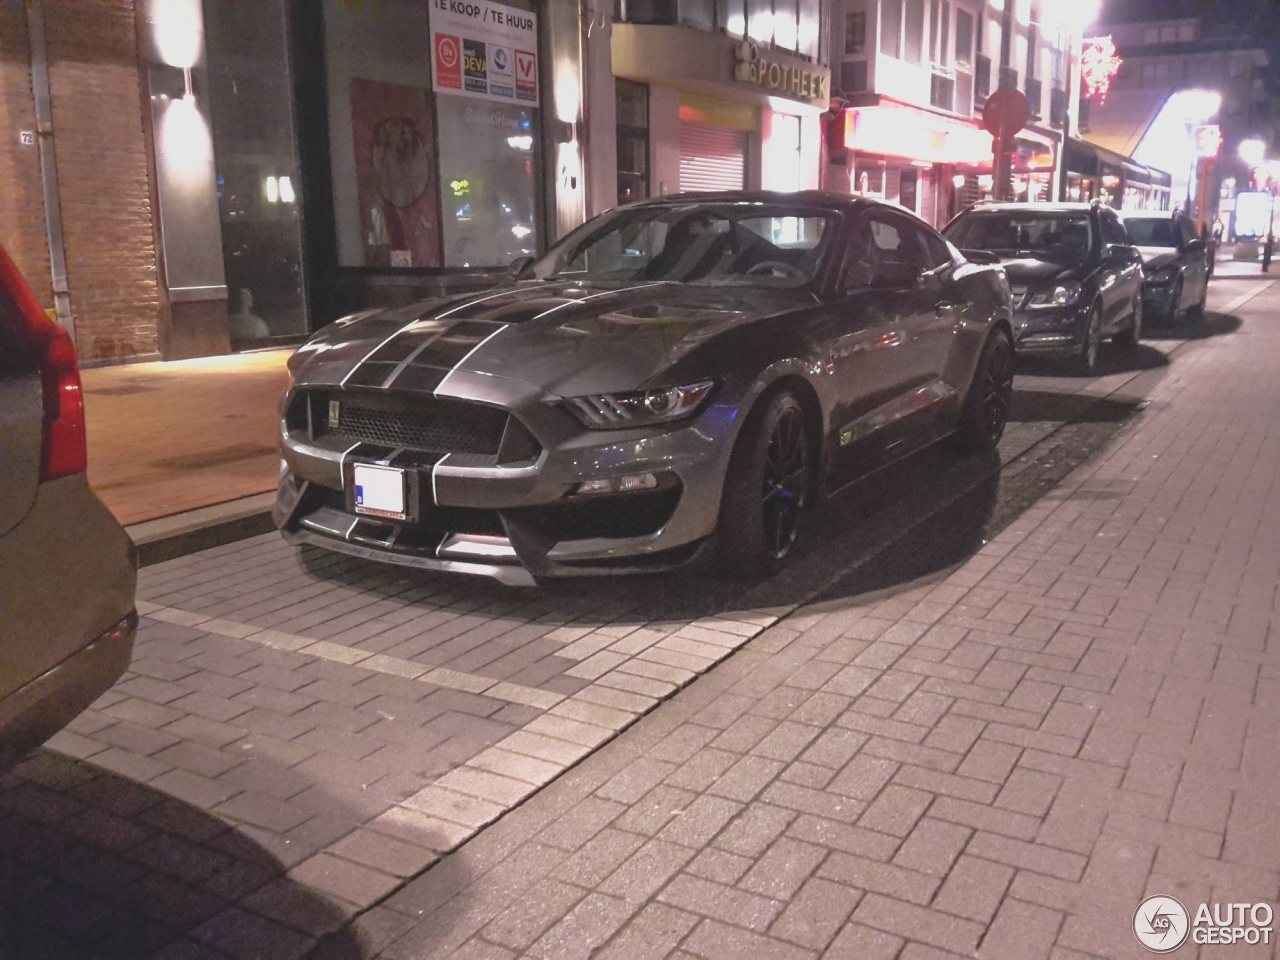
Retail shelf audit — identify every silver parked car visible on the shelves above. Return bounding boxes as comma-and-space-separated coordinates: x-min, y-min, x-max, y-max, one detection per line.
275, 192, 1014, 585
0, 243, 136, 773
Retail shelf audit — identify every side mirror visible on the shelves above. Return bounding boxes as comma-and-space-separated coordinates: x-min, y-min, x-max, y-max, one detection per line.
1182, 238, 1206, 255
508, 255, 535, 280
961, 248, 1001, 265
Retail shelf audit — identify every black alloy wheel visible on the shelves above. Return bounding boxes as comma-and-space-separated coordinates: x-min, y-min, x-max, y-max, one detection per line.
761, 404, 809, 561
717, 391, 811, 578
953, 326, 1015, 454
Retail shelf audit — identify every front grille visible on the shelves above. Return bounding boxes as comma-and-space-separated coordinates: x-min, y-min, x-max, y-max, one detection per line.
309, 390, 509, 456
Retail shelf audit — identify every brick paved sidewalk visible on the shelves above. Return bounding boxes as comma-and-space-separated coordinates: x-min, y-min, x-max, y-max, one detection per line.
82, 349, 290, 525
353, 278, 1280, 959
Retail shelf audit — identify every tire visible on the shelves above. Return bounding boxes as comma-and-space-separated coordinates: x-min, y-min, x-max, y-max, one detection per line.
716, 391, 811, 579
1188, 278, 1208, 319
1115, 297, 1142, 352
1070, 305, 1102, 375
1168, 277, 1184, 323
952, 326, 1015, 454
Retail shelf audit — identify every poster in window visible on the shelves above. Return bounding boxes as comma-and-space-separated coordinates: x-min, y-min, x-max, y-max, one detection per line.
350, 78, 442, 268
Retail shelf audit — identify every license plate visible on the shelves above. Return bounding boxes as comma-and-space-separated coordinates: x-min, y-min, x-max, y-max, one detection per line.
351, 463, 407, 520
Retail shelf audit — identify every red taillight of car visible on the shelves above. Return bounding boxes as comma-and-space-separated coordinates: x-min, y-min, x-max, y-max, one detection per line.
0, 246, 88, 481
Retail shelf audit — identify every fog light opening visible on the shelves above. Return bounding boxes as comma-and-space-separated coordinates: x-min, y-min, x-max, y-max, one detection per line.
575, 472, 659, 495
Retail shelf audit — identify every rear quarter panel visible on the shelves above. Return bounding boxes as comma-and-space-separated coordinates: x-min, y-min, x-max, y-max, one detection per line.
0, 475, 136, 698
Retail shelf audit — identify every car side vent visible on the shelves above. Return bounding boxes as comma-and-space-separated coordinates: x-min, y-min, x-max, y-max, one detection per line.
497, 416, 541, 465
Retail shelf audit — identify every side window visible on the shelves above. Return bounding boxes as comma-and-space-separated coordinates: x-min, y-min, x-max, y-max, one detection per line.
1099, 211, 1127, 246
918, 225, 954, 270
841, 212, 949, 289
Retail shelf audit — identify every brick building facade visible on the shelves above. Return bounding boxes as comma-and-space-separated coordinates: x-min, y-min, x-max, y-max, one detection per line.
1, 0, 161, 365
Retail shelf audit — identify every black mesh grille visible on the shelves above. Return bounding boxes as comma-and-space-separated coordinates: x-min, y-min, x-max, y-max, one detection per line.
310, 391, 510, 456
507, 484, 682, 541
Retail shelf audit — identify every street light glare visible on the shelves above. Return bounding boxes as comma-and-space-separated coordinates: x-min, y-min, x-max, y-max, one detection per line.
1172, 89, 1222, 123
1040, 0, 1100, 31
1239, 138, 1267, 167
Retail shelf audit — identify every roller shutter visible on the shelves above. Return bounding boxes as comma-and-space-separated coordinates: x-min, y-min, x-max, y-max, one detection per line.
678, 121, 747, 193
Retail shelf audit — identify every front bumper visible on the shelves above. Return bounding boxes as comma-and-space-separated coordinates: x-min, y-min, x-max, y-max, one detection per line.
1011, 305, 1087, 357
274, 375, 736, 583
0, 611, 136, 773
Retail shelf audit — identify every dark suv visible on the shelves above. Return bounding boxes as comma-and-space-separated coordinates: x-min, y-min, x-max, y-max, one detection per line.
943, 202, 1144, 373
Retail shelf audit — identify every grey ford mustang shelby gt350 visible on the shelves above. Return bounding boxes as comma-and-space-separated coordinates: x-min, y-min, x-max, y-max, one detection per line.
274, 191, 1014, 585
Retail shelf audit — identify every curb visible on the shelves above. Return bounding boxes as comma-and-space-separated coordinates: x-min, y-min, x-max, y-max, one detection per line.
126, 493, 276, 567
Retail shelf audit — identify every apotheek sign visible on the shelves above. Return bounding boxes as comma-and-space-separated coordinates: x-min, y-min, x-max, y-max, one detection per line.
732, 42, 828, 103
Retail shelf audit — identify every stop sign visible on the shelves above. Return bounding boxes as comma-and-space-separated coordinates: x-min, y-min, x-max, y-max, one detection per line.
982, 88, 1030, 139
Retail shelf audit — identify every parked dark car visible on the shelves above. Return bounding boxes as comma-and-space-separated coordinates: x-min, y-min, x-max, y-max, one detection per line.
276, 192, 1015, 584
944, 201, 1145, 373
0, 244, 136, 774
1115, 210, 1210, 321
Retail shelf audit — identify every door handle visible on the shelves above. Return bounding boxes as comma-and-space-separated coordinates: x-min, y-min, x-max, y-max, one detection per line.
935, 302, 961, 319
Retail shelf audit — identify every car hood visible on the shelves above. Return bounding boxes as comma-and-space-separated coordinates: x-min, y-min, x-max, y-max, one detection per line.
1134, 247, 1179, 270
999, 257, 1083, 287
288, 281, 801, 398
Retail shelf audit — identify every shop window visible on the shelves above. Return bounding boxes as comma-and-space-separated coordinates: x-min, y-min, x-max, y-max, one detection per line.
1158, 25, 1175, 43
436, 99, 538, 267
204, 0, 308, 345
616, 80, 649, 205
1177, 24, 1193, 42
321, 0, 541, 271
769, 114, 802, 192
1142, 26, 1158, 44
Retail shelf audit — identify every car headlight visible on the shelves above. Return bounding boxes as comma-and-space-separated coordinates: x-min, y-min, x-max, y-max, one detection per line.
1028, 282, 1081, 308
565, 381, 716, 429
1145, 265, 1177, 284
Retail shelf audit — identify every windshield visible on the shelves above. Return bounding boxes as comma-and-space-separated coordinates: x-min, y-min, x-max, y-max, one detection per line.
533, 204, 835, 288
945, 212, 1093, 260
1121, 218, 1178, 248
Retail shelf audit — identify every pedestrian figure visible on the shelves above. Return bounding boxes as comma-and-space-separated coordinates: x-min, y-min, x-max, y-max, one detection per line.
1264, 232, 1274, 273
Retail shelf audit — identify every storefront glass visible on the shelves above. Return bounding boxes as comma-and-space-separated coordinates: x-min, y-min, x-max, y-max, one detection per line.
321, 0, 540, 271
204, 0, 308, 346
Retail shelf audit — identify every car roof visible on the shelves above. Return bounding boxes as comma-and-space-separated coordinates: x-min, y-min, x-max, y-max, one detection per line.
965, 202, 1100, 214
619, 190, 884, 216
1113, 209, 1179, 219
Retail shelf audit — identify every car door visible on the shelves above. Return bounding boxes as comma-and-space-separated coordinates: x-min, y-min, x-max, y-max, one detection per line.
1098, 209, 1142, 330
824, 210, 938, 486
